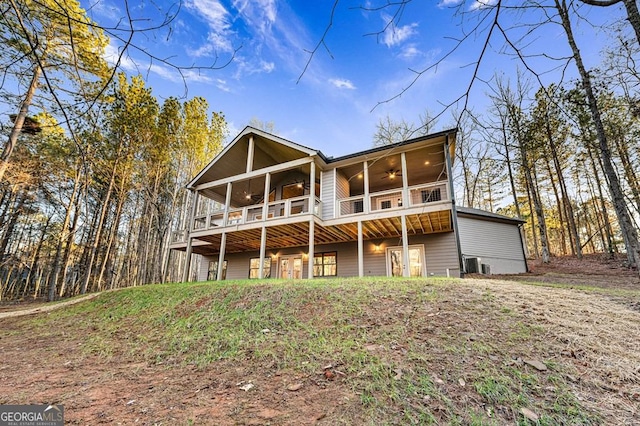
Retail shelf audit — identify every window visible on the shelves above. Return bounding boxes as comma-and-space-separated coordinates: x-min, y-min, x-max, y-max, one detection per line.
249, 258, 271, 279
353, 199, 364, 213
421, 188, 442, 203
380, 200, 392, 209
208, 260, 227, 280
313, 252, 337, 277
282, 182, 304, 199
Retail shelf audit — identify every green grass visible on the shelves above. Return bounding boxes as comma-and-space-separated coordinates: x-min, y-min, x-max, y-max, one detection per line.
12, 276, 612, 424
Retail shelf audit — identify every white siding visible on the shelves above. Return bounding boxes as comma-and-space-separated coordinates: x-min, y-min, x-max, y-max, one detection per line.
321, 169, 335, 219
457, 216, 526, 274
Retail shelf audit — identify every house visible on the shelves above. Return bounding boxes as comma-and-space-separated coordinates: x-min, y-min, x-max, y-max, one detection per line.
169, 126, 528, 282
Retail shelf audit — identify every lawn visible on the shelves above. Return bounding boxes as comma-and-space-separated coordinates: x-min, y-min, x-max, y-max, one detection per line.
1, 276, 638, 425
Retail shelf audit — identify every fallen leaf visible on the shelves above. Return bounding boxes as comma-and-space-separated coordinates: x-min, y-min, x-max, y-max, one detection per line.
393, 368, 402, 380
520, 407, 539, 422
523, 359, 548, 371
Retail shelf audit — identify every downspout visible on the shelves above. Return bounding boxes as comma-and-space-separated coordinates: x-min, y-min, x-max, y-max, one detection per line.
517, 223, 530, 273
445, 133, 465, 277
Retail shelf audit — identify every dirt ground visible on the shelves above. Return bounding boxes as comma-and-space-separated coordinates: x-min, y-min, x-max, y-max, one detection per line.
481, 252, 640, 291
0, 254, 638, 425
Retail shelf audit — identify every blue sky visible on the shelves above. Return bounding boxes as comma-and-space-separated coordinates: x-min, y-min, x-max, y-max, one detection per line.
87, 0, 627, 157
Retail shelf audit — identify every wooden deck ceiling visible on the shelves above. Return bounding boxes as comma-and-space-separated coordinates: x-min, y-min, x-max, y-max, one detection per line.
188, 210, 453, 256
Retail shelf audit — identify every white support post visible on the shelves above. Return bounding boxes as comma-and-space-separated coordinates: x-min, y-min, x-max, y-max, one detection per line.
309, 162, 316, 199
357, 220, 364, 277
182, 190, 199, 282
401, 215, 410, 277
401, 152, 410, 208
262, 172, 271, 220
223, 182, 232, 225
217, 232, 227, 281
308, 219, 315, 279
246, 135, 254, 173
363, 161, 370, 213
259, 226, 267, 279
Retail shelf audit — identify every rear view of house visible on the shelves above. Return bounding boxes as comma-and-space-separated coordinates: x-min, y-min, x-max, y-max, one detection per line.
169, 126, 527, 281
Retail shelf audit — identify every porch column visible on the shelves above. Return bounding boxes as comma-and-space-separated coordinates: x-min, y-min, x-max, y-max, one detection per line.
308, 219, 315, 279
357, 220, 364, 277
223, 182, 232, 225
363, 161, 370, 213
401, 214, 410, 277
444, 134, 465, 276
262, 172, 271, 220
309, 162, 316, 215
401, 152, 410, 207
217, 232, 227, 281
182, 190, 199, 282
259, 226, 267, 279
246, 135, 254, 173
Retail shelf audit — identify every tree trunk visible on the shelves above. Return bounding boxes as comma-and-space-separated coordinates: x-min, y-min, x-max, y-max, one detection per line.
80, 160, 117, 294
557, 0, 640, 268
0, 67, 41, 182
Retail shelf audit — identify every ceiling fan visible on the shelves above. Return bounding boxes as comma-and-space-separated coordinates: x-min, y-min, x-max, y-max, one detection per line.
382, 169, 402, 180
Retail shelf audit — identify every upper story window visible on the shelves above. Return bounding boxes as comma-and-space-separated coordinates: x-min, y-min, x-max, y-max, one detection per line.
282, 182, 304, 199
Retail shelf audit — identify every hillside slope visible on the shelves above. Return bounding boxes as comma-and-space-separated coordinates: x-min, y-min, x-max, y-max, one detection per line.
1, 278, 638, 425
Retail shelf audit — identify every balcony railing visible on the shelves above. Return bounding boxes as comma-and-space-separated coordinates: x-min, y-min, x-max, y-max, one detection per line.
187, 195, 321, 232
337, 181, 449, 217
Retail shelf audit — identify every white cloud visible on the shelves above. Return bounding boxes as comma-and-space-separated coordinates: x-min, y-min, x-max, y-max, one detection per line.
381, 14, 418, 48
185, 0, 235, 56
399, 45, 421, 60
87, 0, 121, 20
437, 0, 462, 7
215, 78, 231, 92
104, 43, 137, 72
469, 0, 498, 11
329, 78, 356, 90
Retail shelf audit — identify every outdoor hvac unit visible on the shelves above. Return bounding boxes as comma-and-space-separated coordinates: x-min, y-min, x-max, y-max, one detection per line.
465, 257, 480, 274
481, 264, 491, 275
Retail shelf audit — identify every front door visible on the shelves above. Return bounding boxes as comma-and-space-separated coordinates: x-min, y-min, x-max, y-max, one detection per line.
387, 245, 425, 277
279, 256, 303, 279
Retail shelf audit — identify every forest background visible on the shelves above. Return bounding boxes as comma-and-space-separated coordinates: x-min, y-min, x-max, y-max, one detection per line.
1, 0, 640, 301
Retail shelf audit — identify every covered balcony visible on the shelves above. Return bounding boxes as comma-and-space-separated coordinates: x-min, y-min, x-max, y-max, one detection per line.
334, 144, 450, 217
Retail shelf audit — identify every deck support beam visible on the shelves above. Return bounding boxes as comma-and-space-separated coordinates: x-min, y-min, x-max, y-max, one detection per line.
401, 214, 410, 277
182, 190, 199, 282
358, 220, 364, 277
217, 232, 227, 281
308, 219, 315, 279
259, 226, 267, 279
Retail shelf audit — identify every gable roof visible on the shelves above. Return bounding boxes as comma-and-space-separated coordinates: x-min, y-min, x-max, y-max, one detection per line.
188, 126, 318, 189
323, 127, 458, 164
457, 206, 526, 224
188, 126, 459, 189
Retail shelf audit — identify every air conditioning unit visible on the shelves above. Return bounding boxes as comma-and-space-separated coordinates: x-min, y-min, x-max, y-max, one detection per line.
465, 257, 480, 274
481, 264, 491, 275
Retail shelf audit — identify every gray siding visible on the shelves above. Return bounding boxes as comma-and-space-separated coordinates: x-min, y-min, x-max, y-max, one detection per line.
196, 231, 460, 281
198, 255, 214, 281
457, 216, 526, 274
412, 233, 460, 277
321, 169, 335, 219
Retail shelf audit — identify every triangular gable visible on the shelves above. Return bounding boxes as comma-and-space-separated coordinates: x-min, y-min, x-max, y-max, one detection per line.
188, 126, 318, 189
